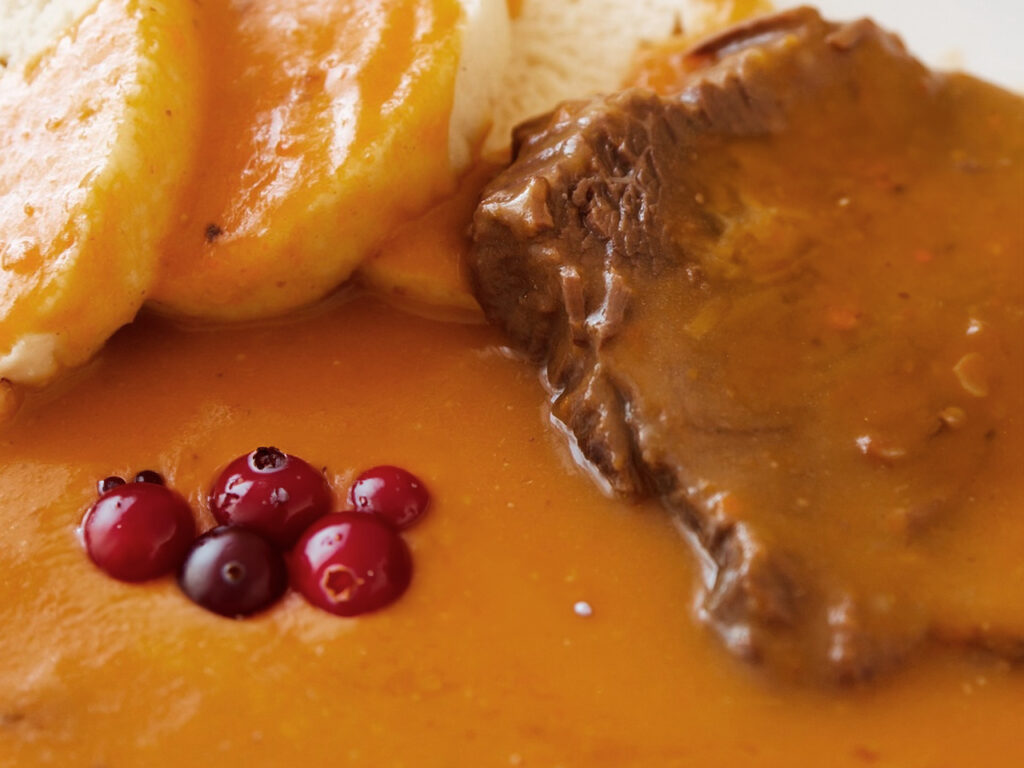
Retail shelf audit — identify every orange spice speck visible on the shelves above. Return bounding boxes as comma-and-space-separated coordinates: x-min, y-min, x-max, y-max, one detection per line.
827, 306, 861, 330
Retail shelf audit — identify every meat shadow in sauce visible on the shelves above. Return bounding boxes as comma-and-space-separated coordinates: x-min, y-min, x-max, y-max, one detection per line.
469, 7, 1024, 682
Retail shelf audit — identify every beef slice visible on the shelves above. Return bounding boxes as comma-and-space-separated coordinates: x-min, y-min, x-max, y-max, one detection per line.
468, 7, 1024, 681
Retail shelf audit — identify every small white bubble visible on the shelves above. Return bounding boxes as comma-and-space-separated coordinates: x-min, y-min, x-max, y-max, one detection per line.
573, 601, 593, 618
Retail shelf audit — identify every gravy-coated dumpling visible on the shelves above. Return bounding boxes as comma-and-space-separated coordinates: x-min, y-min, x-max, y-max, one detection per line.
151, 0, 509, 321
0, 0, 201, 384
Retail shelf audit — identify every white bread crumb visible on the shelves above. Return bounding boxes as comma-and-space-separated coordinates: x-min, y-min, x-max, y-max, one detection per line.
0, 0, 96, 73
485, 0, 744, 153
0, 333, 59, 384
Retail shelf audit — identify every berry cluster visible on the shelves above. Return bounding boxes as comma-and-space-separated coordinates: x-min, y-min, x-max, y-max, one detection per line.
80, 450, 429, 619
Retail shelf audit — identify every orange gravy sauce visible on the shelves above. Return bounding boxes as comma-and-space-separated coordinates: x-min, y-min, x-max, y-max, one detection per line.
616, 31, 1024, 676
2, 2, 1023, 763
0, 295, 1021, 766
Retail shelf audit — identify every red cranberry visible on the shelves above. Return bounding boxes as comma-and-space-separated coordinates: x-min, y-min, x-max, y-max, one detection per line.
82, 483, 195, 582
133, 469, 165, 485
348, 465, 429, 530
178, 527, 287, 618
290, 512, 412, 617
97, 475, 126, 495
208, 447, 333, 548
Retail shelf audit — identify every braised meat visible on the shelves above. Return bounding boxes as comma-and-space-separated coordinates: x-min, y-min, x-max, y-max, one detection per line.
469, 7, 1024, 681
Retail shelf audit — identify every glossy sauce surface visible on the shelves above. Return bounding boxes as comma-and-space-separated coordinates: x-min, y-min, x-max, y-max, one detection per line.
0, 297, 1021, 766
1, 1, 1022, 764
620, 24, 1024, 672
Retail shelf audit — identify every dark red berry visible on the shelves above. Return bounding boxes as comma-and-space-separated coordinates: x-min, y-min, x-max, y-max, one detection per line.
348, 465, 429, 530
178, 527, 287, 618
82, 483, 195, 582
97, 475, 126, 495
208, 447, 333, 548
133, 470, 165, 485
290, 512, 412, 617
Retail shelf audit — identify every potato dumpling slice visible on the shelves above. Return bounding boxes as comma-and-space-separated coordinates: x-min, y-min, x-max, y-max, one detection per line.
0, 0, 201, 384
151, 0, 508, 321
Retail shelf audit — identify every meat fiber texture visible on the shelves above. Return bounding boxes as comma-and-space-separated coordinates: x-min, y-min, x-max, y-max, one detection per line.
470, 7, 1024, 681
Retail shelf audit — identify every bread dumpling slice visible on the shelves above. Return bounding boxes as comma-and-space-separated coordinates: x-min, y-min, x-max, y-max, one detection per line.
151, 0, 510, 321
0, 0, 202, 384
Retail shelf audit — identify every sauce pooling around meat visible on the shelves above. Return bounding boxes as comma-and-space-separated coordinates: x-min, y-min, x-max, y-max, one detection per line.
1, 297, 1022, 765
470, 7, 1024, 681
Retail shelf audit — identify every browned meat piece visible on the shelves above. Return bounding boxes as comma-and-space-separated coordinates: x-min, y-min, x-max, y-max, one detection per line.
469, 7, 1024, 681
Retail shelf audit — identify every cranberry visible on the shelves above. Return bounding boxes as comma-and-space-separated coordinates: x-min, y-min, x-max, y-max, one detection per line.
82, 483, 195, 582
208, 447, 333, 548
178, 527, 287, 618
290, 512, 412, 617
348, 465, 429, 530
97, 475, 126, 495
133, 469, 165, 485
